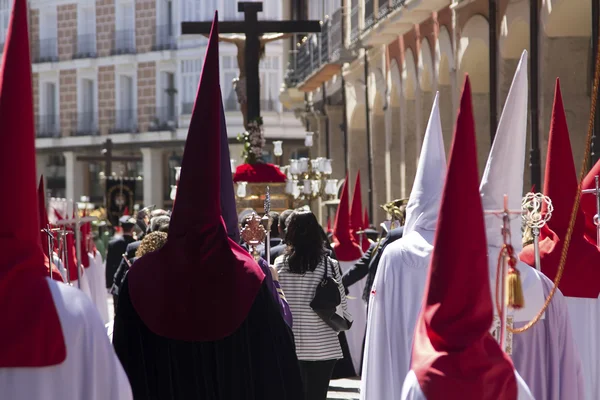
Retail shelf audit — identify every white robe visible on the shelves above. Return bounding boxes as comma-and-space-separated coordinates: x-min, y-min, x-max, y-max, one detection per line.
565, 297, 600, 400
0, 278, 132, 400
339, 259, 367, 374
86, 251, 109, 324
360, 230, 435, 400
400, 369, 534, 400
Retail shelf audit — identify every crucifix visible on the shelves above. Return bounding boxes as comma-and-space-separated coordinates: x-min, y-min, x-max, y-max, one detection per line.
582, 175, 600, 248
77, 139, 142, 177
181, 2, 321, 127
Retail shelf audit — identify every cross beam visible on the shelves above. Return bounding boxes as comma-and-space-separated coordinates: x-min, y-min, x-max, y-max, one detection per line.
76, 139, 142, 176
182, 2, 321, 123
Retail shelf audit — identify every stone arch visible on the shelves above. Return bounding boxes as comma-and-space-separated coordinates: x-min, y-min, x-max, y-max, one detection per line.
436, 26, 455, 155
418, 38, 435, 92
458, 14, 489, 94
458, 14, 491, 174
402, 48, 418, 100
542, 0, 591, 37
389, 58, 405, 199
500, 0, 530, 60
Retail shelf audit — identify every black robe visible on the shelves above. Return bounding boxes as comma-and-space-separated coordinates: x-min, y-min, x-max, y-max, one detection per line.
113, 275, 305, 400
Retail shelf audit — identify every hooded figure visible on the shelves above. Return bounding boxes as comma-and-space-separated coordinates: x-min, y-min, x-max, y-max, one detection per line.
112, 14, 304, 400
400, 74, 533, 400
480, 53, 583, 400
521, 80, 592, 399
37, 177, 65, 282
361, 90, 446, 400
0, 1, 131, 398
351, 172, 369, 253
331, 174, 366, 374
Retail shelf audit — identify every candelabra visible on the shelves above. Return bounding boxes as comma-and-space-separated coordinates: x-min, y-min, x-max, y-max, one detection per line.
283, 157, 338, 201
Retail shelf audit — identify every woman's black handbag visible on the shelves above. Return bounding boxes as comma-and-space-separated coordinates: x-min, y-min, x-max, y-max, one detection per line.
310, 257, 353, 332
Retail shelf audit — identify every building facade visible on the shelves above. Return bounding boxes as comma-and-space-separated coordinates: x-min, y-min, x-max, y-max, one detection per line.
18, 0, 309, 209
284, 0, 596, 224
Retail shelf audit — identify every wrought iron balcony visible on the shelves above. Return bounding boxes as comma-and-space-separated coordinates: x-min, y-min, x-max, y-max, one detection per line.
74, 33, 97, 59
153, 25, 177, 51
181, 102, 194, 115
72, 111, 99, 136
36, 114, 60, 138
293, 10, 345, 92
111, 109, 138, 133
148, 106, 178, 131
364, 0, 375, 30
112, 30, 136, 55
32, 38, 58, 63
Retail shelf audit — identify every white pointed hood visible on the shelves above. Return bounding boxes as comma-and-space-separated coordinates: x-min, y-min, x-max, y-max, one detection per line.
403, 92, 446, 236
479, 51, 528, 252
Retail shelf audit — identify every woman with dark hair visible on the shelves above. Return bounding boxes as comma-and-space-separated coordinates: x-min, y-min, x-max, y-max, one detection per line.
275, 211, 350, 400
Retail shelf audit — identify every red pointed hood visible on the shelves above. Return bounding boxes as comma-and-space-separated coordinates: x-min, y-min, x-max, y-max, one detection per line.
128, 13, 265, 341
520, 79, 600, 298
332, 174, 363, 261
581, 159, 600, 246
411, 76, 518, 399
0, 0, 66, 367
326, 217, 332, 234
38, 177, 63, 282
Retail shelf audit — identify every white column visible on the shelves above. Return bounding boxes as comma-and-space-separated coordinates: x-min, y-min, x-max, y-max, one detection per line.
141, 147, 164, 209
63, 151, 84, 202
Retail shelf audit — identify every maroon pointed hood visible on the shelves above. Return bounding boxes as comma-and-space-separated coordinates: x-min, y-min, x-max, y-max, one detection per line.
128, 13, 265, 341
520, 79, 600, 298
411, 76, 518, 399
332, 174, 363, 261
0, 0, 66, 367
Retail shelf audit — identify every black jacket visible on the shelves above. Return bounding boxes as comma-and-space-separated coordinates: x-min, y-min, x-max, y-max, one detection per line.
105, 235, 136, 289
342, 227, 404, 302
111, 241, 141, 296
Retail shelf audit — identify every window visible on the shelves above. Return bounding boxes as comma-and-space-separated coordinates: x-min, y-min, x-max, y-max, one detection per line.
39, 9, 57, 60
181, 59, 201, 114
259, 56, 282, 112
159, 71, 176, 122
222, 55, 238, 111
115, 1, 135, 52
116, 75, 135, 131
262, 0, 281, 20
202, 0, 217, 20
180, 0, 202, 21
0, 0, 10, 46
78, 78, 96, 133
77, 6, 96, 56
39, 81, 59, 137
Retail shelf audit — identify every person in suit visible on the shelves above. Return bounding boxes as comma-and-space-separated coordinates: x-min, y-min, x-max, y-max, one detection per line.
268, 209, 294, 262
105, 216, 137, 312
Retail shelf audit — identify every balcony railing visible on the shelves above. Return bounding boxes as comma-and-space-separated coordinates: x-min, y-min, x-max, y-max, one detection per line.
72, 111, 99, 136
148, 106, 178, 131
364, 0, 375, 30
261, 98, 277, 112
112, 30, 136, 55
153, 25, 177, 51
350, 4, 361, 43
111, 109, 138, 133
293, 10, 344, 85
181, 102, 194, 115
379, 0, 392, 20
74, 34, 97, 59
36, 115, 60, 138
32, 38, 58, 63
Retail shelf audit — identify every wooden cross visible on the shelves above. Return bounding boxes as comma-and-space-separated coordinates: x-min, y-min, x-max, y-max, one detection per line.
181, 2, 321, 123
77, 139, 142, 176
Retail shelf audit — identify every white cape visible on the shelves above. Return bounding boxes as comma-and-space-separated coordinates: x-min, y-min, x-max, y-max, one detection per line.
400, 369, 534, 400
0, 278, 132, 400
360, 230, 435, 400
339, 259, 367, 374
86, 251, 109, 324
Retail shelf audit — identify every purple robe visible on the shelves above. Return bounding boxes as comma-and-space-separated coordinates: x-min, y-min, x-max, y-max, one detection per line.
258, 258, 293, 328
511, 270, 584, 400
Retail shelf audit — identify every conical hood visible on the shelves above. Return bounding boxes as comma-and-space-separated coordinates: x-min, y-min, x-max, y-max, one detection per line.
480, 51, 528, 252
326, 217, 332, 234
403, 92, 446, 236
332, 174, 363, 261
520, 79, 600, 298
411, 76, 518, 399
219, 95, 239, 243
581, 159, 600, 245
0, 0, 66, 367
128, 13, 265, 341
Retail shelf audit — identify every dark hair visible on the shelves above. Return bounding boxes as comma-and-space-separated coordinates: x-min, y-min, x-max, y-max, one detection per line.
284, 211, 326, 274
279, 209, 294, 238
269, 212, 280, 238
